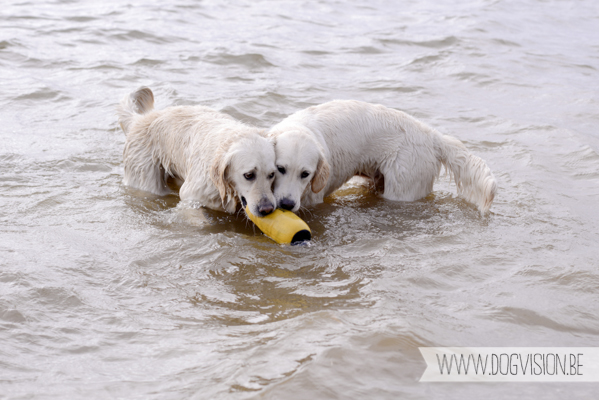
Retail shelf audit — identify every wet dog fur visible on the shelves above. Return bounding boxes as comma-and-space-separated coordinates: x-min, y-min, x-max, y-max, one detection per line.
268, 100, 497, 215
117, 87, 277, 217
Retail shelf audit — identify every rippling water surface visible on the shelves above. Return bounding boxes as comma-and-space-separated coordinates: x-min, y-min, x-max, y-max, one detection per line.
2, 0, 599, 398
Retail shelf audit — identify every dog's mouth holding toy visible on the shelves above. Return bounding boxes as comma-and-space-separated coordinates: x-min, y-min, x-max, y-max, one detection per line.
240, 196, 310, 244
244, 205, 311, 245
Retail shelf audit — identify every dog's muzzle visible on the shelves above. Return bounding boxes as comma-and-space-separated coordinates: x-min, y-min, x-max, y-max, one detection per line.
279, 197, 296, 211
256, 198, 274, 216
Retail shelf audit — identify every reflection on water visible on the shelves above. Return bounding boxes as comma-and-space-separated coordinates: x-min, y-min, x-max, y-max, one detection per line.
194, 263, 370, 325
1, 0, 599, 399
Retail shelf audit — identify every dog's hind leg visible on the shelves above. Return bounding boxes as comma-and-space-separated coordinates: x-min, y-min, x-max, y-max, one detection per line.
123, 141, 170, 196
378, 150, 442, 202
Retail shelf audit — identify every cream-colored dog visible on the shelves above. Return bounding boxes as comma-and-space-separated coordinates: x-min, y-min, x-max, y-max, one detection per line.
268, 100, 497, 215
117, 87, 277, 216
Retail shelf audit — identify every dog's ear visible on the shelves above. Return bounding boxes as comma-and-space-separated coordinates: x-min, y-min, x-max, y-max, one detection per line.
311, 155, 330, 193
210, 148, 235, 203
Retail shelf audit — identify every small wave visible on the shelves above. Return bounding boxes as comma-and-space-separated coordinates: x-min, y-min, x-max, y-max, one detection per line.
406, 53, 445, 67
561, 145, 599, 180
362, 84, 423, 94
378, 35, 459, 49
0, 153, 25, 164
203, 52, 274, 69
491, 38, 522, 47
301, 50, 331, 56
65, 16, 97, 23
0, 308, 27, 324
572, 63, 597, 71
13, 87, 70, 102
130, 58, 165, 67
53, 158, 113, 173
484, 306, 599, 335
343, 45, 385, 55
220, 105, 263, 127
109, 29, 174, 44
450, 71, 500, 87
68, 63, 123, 72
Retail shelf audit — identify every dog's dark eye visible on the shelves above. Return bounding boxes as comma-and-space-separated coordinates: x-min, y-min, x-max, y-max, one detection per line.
244, 172, 255, 181
268, 172, 275, 179
277, 166, 286, 175
301, 171, 310, 179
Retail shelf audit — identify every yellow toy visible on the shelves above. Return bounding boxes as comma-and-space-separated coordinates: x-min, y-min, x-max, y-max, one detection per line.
245, 207, 311, 245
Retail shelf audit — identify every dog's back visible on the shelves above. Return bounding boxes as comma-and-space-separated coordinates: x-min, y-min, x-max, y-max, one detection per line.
272, 100, 497, 215
117, 87, 275, 214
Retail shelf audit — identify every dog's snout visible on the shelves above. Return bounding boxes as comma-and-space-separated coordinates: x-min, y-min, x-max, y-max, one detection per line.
279, 197, 296, 211
257, 198, 274, 216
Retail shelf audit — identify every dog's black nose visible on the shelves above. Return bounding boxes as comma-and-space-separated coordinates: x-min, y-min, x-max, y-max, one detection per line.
279, 197, 296, 211
257, 199, 274, 216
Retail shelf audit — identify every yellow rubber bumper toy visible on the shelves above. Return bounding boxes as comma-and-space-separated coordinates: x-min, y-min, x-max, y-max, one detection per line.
245, 207, 311, 245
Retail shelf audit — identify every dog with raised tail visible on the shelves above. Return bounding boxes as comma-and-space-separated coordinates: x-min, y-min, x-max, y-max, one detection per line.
117, 87, 277, 217
268, 100, 497, 215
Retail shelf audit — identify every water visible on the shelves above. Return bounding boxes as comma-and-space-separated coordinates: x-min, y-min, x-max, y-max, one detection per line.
1, 0, 599, 398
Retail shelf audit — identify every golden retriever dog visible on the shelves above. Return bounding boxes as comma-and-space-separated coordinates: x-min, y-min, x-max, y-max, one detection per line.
268, 100, 497, 215
117, 87, 277, 216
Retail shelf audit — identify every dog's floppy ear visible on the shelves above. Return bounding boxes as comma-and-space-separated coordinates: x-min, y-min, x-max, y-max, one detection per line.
210, 148, 235, 204
311, 155, 330, 193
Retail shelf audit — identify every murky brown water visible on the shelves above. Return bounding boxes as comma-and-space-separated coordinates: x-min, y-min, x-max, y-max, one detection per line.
1, 0, 599, 398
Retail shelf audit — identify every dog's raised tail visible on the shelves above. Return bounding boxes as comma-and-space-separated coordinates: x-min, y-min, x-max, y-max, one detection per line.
438, 135, 497, 215
117, 86, 155, 134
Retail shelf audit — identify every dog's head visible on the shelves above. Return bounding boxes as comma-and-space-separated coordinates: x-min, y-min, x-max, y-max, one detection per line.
271, 129, 330, 212
211, 134, 277, 217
